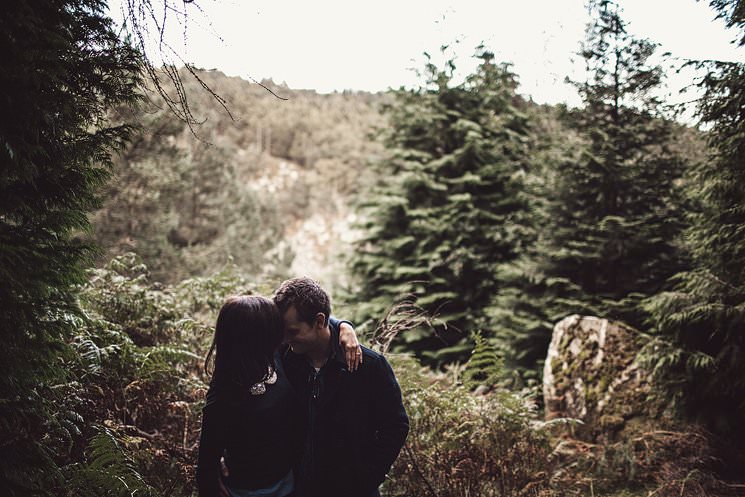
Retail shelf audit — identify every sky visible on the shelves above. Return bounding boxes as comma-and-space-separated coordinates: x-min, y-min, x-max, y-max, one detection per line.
110, 0, 743, 107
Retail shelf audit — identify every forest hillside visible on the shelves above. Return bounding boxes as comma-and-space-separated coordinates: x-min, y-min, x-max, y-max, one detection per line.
92, 71, 386, 291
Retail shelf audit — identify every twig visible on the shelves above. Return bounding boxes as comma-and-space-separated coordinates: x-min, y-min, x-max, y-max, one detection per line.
120, 0, 241, 138
247, 76, 290, 101
404, 442, 439, 497
123, 424, 160, 440
372, 296, 438, 354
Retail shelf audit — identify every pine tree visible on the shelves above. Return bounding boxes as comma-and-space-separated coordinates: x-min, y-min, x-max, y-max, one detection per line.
0, 1, 141, 495
351, 48, 533, 365
645, 0, 745, 441
490, 0, 688, 380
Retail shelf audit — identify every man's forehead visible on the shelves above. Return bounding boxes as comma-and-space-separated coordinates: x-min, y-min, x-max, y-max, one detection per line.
282, 305, 302, 325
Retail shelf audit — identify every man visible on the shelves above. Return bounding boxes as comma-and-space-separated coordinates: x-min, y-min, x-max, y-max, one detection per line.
273, 277, 409, 497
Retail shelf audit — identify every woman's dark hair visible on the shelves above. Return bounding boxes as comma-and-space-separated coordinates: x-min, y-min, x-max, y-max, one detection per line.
204, 295, 283, 389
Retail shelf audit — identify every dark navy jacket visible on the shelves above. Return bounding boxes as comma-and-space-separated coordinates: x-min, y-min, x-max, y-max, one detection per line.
281, 322, 409, 497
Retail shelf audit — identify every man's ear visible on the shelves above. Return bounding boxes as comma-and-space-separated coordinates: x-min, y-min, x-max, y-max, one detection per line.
314, 312, 326, 329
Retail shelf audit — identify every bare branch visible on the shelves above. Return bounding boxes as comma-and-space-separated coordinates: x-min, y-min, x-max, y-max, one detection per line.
117, 1, 286, 136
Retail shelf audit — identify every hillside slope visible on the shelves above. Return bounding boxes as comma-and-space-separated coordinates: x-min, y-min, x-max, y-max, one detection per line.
92, 69, 385, 290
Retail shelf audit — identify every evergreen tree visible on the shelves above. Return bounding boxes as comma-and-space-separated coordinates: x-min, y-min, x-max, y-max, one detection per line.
484, 108, 581, 386
490, 0, 687, 380
645, 0, 745, 441
0, 1, 140, 495
351, 48, 533, 364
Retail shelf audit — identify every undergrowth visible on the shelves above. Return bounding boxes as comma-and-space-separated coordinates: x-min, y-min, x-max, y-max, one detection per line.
52, 253, 741, 497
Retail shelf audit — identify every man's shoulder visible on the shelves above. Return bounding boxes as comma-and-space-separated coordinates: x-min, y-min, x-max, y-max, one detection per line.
360, 345, 383, 361
356, 346, 398, 379
358, 345, 389, 368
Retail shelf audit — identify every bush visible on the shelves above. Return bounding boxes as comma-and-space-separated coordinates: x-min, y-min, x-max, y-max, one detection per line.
386, 354, 556, 497
60, 253, 251, 497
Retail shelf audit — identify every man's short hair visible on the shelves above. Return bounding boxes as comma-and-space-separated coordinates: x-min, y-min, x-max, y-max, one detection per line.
273, 276, 331, 326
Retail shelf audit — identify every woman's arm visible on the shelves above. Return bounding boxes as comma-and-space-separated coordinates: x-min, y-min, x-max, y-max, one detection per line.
195, 395, 229, 497
329, 316, 363, 371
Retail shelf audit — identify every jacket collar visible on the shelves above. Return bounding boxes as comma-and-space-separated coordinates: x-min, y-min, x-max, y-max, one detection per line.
328, 319, 349, 370
282, 318, 348, 372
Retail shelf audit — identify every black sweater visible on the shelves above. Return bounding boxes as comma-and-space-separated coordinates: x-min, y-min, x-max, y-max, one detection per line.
195, 352, 304, 497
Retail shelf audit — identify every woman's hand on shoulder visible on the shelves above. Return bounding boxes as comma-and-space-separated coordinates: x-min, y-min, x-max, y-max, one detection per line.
339, 322, 362, 371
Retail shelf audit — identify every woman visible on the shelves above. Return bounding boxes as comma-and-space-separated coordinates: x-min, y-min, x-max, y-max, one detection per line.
196, 295, 360, 497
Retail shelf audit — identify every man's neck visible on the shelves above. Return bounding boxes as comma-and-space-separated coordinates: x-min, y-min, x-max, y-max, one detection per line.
306, 325, 332, 369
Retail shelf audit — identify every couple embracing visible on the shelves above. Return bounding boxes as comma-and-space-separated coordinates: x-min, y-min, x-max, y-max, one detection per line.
196, 277, 409, 497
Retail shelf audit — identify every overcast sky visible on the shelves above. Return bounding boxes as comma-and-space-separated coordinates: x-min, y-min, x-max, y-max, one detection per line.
111, 0, 743, 106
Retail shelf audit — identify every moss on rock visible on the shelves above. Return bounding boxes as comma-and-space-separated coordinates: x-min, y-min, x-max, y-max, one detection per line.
543, 315, 673, 442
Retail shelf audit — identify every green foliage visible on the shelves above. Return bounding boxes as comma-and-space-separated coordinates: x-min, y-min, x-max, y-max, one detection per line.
0, 1, 141, 495
386, 355, 556, 497
92, 104, 285, 284
351, 47, 534, 365
64, 427, 156, 497
484, 107, 582, 387
645, 3, 745, 442
61, 253, 251, 496
92, 72, 385, 285
463, 332, 502, 390
490, 0, 689, 383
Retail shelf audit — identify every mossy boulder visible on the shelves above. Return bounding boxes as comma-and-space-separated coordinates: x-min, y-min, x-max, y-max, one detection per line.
543, 315, 673, 442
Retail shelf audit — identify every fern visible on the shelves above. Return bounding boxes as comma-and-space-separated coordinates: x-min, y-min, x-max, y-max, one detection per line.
64, 427, 155, 497
462, 332, 502, 390
137, 346, 201, 379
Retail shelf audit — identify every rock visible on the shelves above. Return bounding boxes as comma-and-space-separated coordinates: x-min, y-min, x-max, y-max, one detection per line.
543, 315, 671, 442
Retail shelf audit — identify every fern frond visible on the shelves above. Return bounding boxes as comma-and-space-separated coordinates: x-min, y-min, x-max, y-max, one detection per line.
64, 427, 155, 497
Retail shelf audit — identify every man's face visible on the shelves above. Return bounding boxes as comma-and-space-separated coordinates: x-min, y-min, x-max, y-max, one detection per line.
282, 305, 322, 354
